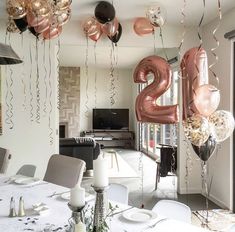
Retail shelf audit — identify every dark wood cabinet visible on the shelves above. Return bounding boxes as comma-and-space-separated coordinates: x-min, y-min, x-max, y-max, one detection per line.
82, 131, 135, 149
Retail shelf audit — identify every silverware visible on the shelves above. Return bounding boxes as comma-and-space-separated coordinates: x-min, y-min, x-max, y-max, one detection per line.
141, 218, 168, 231
48, 191, 70, 198
27, 182, 49, 188
110, 206, 134, 217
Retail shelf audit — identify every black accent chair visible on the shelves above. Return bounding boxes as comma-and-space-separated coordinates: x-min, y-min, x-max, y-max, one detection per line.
59, 138, 100, 171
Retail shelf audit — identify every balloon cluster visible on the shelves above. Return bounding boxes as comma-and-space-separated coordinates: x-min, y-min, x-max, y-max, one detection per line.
133, 4, 166, 36
83, 1, 122, 45
6, 0, 72, 40
181, 47, 235, 161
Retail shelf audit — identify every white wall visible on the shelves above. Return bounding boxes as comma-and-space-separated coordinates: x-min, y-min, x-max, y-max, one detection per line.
79, 67, 135, 133
202, 8, 235, 209
0, 22, 59, 178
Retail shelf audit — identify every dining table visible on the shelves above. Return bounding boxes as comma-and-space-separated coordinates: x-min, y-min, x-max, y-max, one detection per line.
0, 174, 209, 232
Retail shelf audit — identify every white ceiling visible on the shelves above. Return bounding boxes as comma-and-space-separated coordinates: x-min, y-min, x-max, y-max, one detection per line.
0, 0, 235, 25
1, 1, 235, 68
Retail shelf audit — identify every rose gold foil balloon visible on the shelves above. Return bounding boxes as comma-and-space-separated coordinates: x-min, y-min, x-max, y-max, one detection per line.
43, 26, 62, 40
27, 11, 46, 27
181, 47, 209, 120
83, 17, 101, 37
134, 55, 179, 124
194, 84, 220, 117
89, 29, 103, 42
54, 0, 72, 11
6, 0, 27, 19
101, 17, 118, 37
34, 17, 50, 33
133, 17, 154, 36
55, 8, 71, 26
28, 0, 51, 17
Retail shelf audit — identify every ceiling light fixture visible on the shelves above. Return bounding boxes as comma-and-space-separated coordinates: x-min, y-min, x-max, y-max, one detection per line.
0, 42, 23, 65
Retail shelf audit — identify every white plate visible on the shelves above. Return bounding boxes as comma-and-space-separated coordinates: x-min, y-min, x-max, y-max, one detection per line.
123, 209, 158, 223
60, 192, 94, 201
14, 177, 40, 185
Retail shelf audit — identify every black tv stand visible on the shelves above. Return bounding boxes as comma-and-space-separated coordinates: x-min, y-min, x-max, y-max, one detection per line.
82, 130, 135, 149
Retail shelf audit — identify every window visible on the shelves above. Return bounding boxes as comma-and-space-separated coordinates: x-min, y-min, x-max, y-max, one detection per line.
140, 70, 179, 157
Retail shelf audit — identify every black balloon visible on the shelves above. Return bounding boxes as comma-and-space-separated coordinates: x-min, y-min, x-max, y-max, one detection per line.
14, 17, 28, 33
28, 27, 40, 38
108, 23, 122, 45
191, 135, 217, 162
95, 1, 115, 24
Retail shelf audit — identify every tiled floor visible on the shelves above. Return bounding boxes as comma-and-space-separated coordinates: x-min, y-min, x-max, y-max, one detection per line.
83, 148, 220, 211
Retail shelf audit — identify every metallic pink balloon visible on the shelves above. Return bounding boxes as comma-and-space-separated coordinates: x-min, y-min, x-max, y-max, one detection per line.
83, 17, 101, 37
133, 17, 154, 36
34, 17, 50, 33
27, 11, 45, 27
43, 26, 62, 40
101, 17, 119, 36
89, 29, 103, 42
181, 47, 209, 120
134, 55, 179, 124
194, 84, 220, 117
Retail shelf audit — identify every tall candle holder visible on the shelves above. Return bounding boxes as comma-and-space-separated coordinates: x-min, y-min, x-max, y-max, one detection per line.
92, 185, 109, 232
68, 203, 85, 232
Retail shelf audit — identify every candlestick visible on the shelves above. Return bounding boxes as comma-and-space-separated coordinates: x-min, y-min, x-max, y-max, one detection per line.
92, 185, 109, 232
70, 184, 85, 208
93, 154, 109, 188
68, 203, 86, 232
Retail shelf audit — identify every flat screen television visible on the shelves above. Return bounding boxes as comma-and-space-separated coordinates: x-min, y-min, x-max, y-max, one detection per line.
93, 108, 129, 130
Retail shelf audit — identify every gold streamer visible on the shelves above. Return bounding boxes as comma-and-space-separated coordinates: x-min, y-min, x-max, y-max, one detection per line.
208, 0, 221, 86
43, 40, 48, 116
109, 42, 116, 106
29, 40, 34, 122
48, 40, 53, 145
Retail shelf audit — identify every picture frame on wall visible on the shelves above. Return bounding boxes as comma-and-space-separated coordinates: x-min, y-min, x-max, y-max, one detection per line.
0, 68, 2, 135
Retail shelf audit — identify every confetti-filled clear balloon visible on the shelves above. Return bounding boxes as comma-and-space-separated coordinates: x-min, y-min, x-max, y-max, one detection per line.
146, 4, 167, 27
7, 19, 19, 33
6, 0, 27, 19
209, 110, 235, 142
28, 0, 51, 17
183, 114, 210, 146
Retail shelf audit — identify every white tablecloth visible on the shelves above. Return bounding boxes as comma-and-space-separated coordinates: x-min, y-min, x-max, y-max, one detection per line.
0, 175, 209, 232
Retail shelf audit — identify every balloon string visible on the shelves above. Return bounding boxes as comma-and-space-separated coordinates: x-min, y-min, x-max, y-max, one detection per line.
94, 41, 97, 108
208, 0, 221, 87
159, 27, 169, 61
35, 37, 40, 124
115, 44, 119, 81
48, 39, 53, 145
43, 40, 48, 116
4, 30, 10, 128
178, 0, 187, 55
153, 29, 157, 55
57, 36, 61, 110
109, 42, 116, 106
197, 0, 205, 50
7, 33, 14, 129
21, 33, 27, 111
138, 122, 144, 208
29, 40, 34, 122
85, 36, 89, 117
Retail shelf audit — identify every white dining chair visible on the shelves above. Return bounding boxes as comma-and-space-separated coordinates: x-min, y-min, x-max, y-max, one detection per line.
16, 165, 36, 177
107, 183, 129, 204
0, 147, 11, 174
152, 200, 192, 223
43, 154, 86, 188
228, 224, 235, 232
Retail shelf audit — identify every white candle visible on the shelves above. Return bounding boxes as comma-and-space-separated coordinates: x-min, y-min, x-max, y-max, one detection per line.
93, 154, 109, 188
74, 221, 86, 232
69, 184, 85, 208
